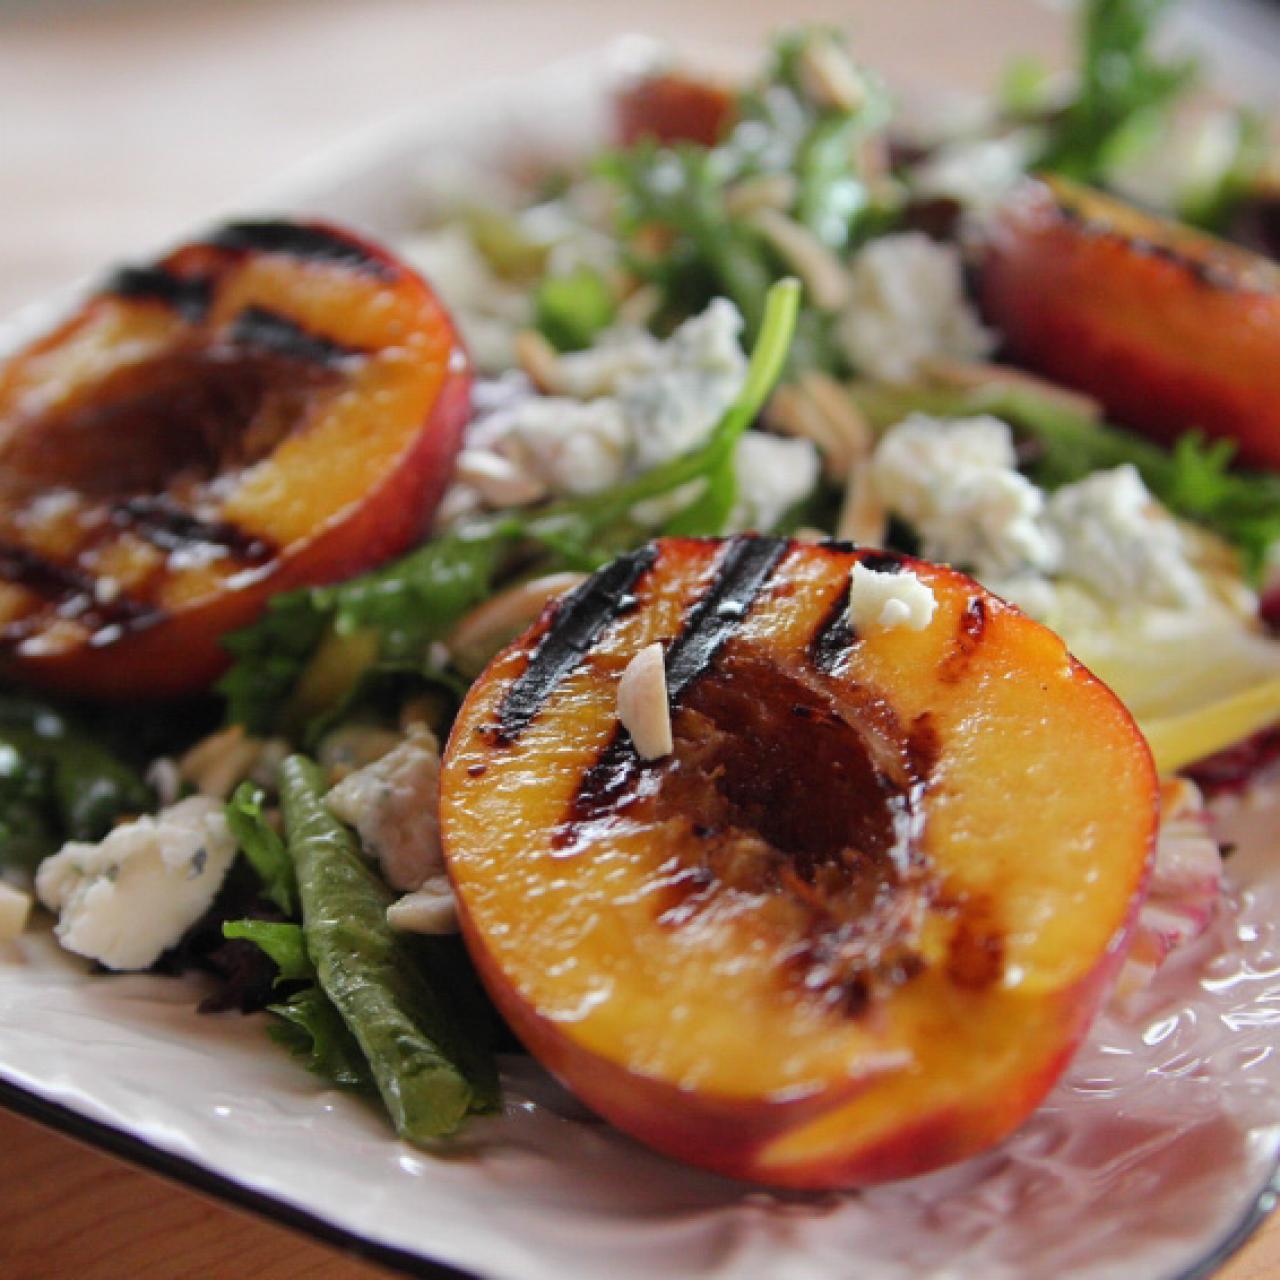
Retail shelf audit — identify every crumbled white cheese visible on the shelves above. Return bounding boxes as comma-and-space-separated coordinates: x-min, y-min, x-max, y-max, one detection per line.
474, 396, 632, 496
910, 132, 1036, 216
728, 432, 821, 534
451, 301, 748, 509
847, 562, 937, 633
837, 233, 993, 383
0, 880, 32, 940
386, 875, 459, 935
870, 413, 1058, 578
35, 797, 236, 971
1045, 465, 1208, 610
326, 727, 444, 893
617, 643, 673, 761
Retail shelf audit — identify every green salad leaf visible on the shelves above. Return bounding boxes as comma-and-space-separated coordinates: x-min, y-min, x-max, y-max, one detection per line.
222, 919, 313, 983
225, 782, 297, 916
1035, 0, 1198, 184
598, 30, 888, 349
267, 986, 376, 1091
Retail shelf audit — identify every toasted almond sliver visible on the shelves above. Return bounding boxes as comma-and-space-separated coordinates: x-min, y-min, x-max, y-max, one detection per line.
178, 725, 266, 800
617, 642, 673, 761
0, 881, 32, 941
454, 448, 547, 508
799, 370, 876, 463
386, 876, 459, 935
798, 36, 867, 113
917, 357, 1103, 420
447, 572, 587, 677
616, 282, 663, 328
765, 384, 851, 481
724, 172, 799, 219
837, 460, 889, 547
514, 328, 565, 394
746, 208, 850, 312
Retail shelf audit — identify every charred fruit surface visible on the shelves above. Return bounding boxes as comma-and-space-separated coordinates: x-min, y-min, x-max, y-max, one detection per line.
0, 220, 470, 698
440, 536, 1158, 1188
980, 175, 1280, 469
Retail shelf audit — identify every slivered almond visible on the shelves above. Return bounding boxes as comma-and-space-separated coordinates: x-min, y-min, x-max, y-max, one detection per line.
447, 572, 587, 677
454, 448, 547, 508
837, 460, 888, 546
179, 725, 264, 799
746, 209, 850, 311
514, 328, 565, 394
799, 371, 875, 462
386, 875, 459, 934
917, 357, 1104, 420
617, 642, 673, 760
616, 282, 663, 328
725, 173, 799, 218
765, 384, 851, 481
0, 881, 32, 941
797, 35, 867, 113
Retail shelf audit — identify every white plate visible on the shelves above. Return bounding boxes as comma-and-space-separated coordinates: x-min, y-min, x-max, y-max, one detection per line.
3, 41, 1280, 1280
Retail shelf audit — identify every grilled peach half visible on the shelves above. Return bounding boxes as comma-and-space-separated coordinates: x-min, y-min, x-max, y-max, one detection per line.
440, 536, 1158, 1187
0, 220, 470, 699
980, 175, 1280, 469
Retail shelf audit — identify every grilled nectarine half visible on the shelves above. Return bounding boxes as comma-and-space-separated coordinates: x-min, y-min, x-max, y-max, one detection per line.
0, 220, 470, 699
440, 536, 1158, 1188
980, 175, 1280, 469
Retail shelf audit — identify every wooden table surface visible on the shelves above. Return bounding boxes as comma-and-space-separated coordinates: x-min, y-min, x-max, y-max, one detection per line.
1, 1, 1278, 1277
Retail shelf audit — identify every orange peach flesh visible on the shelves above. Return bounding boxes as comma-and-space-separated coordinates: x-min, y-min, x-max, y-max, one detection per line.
0, 223, 470, 697
441, 539, 1158, 1188
981, 175, 1280, 470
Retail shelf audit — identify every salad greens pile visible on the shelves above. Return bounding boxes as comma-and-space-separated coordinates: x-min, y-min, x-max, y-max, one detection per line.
597, 29, 888, 357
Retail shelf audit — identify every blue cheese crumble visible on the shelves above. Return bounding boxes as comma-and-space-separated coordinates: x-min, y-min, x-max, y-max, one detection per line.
35, 796, 236, 971
847, 562, 937, 633
838, 234, 994, 383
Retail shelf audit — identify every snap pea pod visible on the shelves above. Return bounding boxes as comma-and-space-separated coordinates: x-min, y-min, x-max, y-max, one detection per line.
278, 755, 498, 1141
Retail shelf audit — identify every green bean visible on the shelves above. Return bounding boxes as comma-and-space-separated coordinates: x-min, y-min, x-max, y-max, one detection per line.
278, 755, 497, 1141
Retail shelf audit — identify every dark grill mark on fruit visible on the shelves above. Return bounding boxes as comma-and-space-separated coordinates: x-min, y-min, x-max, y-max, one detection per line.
205, 222, 399, 281
663, 535, 787, 700
810, 580, 854, 672
112, 496, 274, 565
0, 540, 157, 636
558, 537, 786, 839
939, 595, 987, 684
498, 545, 659, 741
103, 266, 212, 322
228, 306, 362, 367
